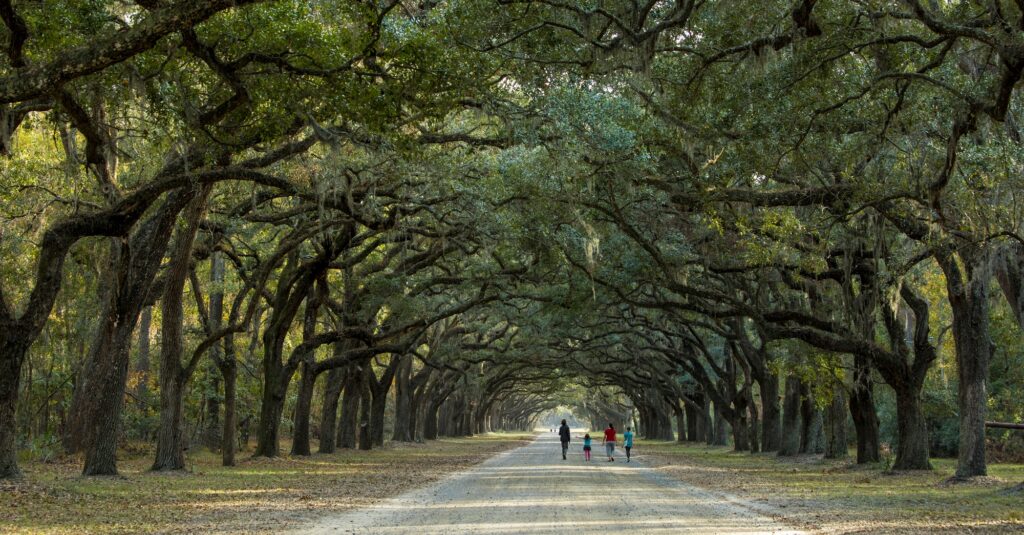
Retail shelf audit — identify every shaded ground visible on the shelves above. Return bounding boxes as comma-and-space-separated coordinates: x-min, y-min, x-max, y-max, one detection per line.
300, 433, 802, 534
0, 433, 532, 534
641, 440, 1024, 534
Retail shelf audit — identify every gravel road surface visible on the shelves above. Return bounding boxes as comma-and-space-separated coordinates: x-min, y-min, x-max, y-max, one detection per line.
299, 433, 804, 534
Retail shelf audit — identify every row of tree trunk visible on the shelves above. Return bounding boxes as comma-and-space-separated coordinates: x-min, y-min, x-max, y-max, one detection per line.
629, 371, 858, 462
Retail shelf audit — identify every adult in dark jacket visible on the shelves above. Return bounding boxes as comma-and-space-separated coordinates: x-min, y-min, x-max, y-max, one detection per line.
558, 420, 570, 460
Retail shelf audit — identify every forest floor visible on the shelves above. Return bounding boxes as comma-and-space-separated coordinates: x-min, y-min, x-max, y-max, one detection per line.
0, 432, 534, 534
641, 440, 1024, 534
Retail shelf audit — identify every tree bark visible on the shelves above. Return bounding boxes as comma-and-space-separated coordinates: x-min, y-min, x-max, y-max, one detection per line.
746, 388, 760, 453
675, 403, 686, 443
253, 257, 330, 458
892, 385, 931, 470
368, 386, 388, 446
153, 187, 210, 471
684, 400, 699, 441
760, 371, 782, 452
367, 355, 401, 447
824, 387, 848, 459
254, 377, 286, 458
134, 306, 152, 412
203, 252, 226, 453
994, 242, 1024, 328
730, 408, 749, 451
290, 362, 317, 456
779, 374, 802, 456
337, 363, 361, 449
318, 366, 345, 453
203, 374, 221, 451
391, 355, 414, 442
849, 355, 880, 463
712, 403, 728, 446
0, 338, 27, 478
699, 395, 712, 445
939, 252, 991, 478
799, 385, 824, 454
70, 188, 197, 475
423, 395, 442, 441
152, 366, 186, 471
358, 366, 373, 450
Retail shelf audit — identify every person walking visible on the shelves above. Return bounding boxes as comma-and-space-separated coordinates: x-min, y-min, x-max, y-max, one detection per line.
582, 433, 592, 461
558, 419, 571, 460
623, 426, 634, 462
602, 423, 616, 461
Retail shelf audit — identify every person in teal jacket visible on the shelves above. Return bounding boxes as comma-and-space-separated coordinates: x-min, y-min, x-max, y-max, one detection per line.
623, 427, 634, 462
582, 433, 592, 461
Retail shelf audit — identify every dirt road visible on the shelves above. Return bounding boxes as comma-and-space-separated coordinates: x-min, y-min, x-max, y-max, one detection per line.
299, 433, 804, 534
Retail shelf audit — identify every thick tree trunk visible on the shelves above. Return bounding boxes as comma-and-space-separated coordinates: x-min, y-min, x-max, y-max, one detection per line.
942, 255, 991, 478
0, 340, 26, 478
152, 374, 186, 471
462, 404, 474, 437
824, 388, 848, 459
80, 290, 141, 475
747, 391, 760, 453
779, 375, 802, 456
75, 189, 197, 475
358, 370, 373, 450
337, 364, 361, 449
153, 188, 209, 472
759, 372, 782, 452
849, 355, 880, 463
994, 243, 1024, 328
82, 369, 128, 476
658, 403, 675, 441
684, 401, 699, 441
892, 386, 931, 470
253, 259, 327, 458
254, 377, 285, 457
700, 397, 713, 445
368, 355, 401, 446
290, 362, 316, 456
675, 404, 686, 443
391, 356, 413, 442
203, 374, 221, 451
712, 403, 728, 446
799, 389, 825, 454
318, 367, 345, 454
411, 387, 427, 442
64, 239, 124, 455
423, 398, 441, 440
731, 413, 749, 451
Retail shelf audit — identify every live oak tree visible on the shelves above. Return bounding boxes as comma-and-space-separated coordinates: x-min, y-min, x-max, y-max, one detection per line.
3, 0, 1024, 492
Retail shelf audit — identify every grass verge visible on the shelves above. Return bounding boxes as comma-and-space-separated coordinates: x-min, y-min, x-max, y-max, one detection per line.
0, 432, 534, 534
641, 441, 1024, 534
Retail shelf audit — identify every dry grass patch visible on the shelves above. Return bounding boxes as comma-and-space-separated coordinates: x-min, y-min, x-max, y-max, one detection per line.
0, 433, 534, 534
641, 441, 1024, 534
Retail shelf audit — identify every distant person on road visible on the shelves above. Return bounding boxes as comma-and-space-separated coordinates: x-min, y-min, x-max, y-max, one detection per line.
582, 433, 592, 461
623, 427, 634, 462
558, 419, 571, 460
603, 423, 616, 461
